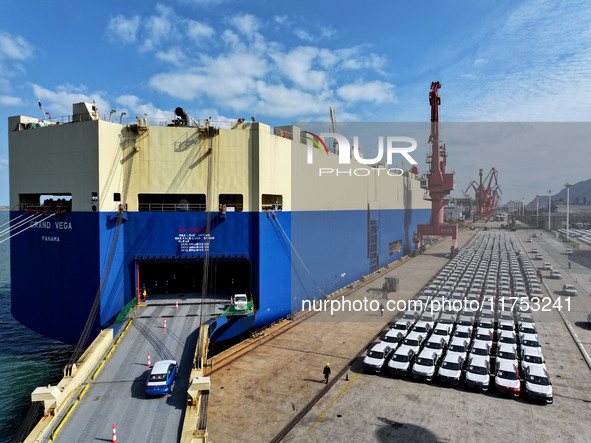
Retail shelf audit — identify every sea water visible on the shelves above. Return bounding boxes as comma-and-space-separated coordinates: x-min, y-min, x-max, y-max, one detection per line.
0, 211, 73, 442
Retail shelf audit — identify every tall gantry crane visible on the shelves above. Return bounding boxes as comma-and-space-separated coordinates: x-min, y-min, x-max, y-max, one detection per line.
416, 82, 458, 251
464, 167, 501, 220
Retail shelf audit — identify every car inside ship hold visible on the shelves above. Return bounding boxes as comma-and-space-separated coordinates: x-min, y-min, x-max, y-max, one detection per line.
137, 258, 252, 299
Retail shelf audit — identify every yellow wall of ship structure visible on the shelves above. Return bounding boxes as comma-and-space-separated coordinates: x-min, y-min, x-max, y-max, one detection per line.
97, 120, 292, 212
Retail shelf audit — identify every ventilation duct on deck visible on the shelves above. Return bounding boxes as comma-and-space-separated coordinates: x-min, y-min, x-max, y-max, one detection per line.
174, 107, 190, 126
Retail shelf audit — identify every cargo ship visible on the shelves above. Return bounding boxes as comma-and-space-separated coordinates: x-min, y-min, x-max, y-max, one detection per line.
8, 103, 431, 346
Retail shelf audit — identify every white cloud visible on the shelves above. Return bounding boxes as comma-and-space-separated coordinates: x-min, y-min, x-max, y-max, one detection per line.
0, 96, 23, 107
444, 0, 591, 121
337, 81, 396, 104
186, 20, 214, 40
115, 94, 171, 120
271, 46, 328, 91
230, 14, 260, 36
322, 27, 336, 39
155, 47, 186, 66
254, 82, 333, 118
107, 15, 140, 44
142, 4, 176, 52
0, 32, 33, 61
295, 29, 314, 41
274, 15, 287, 25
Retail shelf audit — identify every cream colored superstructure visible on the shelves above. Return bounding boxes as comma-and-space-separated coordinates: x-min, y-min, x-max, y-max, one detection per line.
9, 107, 292, 213
9, 103, 428, 214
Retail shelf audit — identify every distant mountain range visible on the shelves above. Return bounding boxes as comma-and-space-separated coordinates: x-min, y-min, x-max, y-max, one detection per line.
528, 178, 591, 206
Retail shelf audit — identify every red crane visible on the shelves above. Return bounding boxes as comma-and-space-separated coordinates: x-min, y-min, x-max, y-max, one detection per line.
464, 168, 501, 220
416, 82, 458, 251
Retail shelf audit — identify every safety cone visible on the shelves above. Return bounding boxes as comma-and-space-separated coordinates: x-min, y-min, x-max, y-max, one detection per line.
147, 352, 151, 367
164, 317, 167, 330
176, 299, 178, 309
112, 423, 117, 443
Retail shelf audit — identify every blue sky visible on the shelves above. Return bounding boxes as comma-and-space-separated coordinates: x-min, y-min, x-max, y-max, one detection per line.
1, 0, 591, 206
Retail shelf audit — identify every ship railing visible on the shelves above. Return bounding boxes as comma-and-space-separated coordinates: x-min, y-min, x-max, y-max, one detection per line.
138, 203, 206, 212
262, 203, 283, 211
19, 203, 71, 212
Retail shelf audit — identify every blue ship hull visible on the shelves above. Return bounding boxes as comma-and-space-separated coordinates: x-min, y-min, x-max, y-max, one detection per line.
10, 207, 430, 346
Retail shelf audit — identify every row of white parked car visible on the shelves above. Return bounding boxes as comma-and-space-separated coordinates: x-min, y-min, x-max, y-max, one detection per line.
362, 232, 553, 404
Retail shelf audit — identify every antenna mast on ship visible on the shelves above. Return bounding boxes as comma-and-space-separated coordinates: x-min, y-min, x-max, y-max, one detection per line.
329, 106, 338, 153
35, 94, 46, 121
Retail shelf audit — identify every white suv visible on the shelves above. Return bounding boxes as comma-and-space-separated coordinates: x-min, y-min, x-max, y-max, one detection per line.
563, 284, 578, 296
465, 355, 490, 391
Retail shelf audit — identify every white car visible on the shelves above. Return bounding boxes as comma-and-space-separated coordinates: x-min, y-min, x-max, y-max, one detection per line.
520, 333, 542, 357
465, 355, 490, 391
398, 332, 423, 355
525, 366, 553, 403
411, 321, 432, 340
363, 343, 394, 373
411, 349, 439, 381
497, 330, 517, 347
534, 253, 543, 260
518, 323, 537, 341
453, 325, 473, 342
521, 349, 546, 374
530, 287, 544, 300
424, 335, 447, 361
233, 293, 249, 310
496, 344, 519, 366
565, 248, 573, 255
446, 338, 469, 363
469, 340, 491, 364
495, 360, 521, 397
387, 347, 415, 377
563, 284, 578, 296
542, 262, 552, 271
438, 353, 464, 385
380, 329, 403, 347
550, 270, 562, 279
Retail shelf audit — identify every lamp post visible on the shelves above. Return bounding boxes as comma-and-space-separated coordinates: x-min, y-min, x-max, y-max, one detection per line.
536, 195, 539, 227
564, 183, 572, 244
548, 190, 552, 230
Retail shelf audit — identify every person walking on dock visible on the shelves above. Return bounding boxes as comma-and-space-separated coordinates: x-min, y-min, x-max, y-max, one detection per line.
323, 363, 331, 384
380, 302, 384, 317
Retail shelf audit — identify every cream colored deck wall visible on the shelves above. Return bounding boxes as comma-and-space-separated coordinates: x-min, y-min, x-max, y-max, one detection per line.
255, 124, 292, 211
9, 121, 99, 212
97, 121, 290, 213
290, 132, 431, 212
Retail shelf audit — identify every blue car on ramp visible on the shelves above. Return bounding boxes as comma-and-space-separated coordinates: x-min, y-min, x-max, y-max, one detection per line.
145, 360, 178, 396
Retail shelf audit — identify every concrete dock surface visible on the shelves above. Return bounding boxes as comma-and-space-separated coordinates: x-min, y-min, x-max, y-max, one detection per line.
207, 229, 475, 442
207, 225, 591, 443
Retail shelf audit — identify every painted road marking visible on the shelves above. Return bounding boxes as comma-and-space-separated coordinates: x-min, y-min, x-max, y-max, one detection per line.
308, 373, 359, 432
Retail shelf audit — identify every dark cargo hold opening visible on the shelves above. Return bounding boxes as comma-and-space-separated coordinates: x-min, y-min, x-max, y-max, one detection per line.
137, 258, 253, 301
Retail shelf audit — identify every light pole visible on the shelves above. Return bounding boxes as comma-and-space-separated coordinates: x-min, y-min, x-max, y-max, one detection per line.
564, 183, 572, 244
548, 190, 552, 230
536, 194, 539, 224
